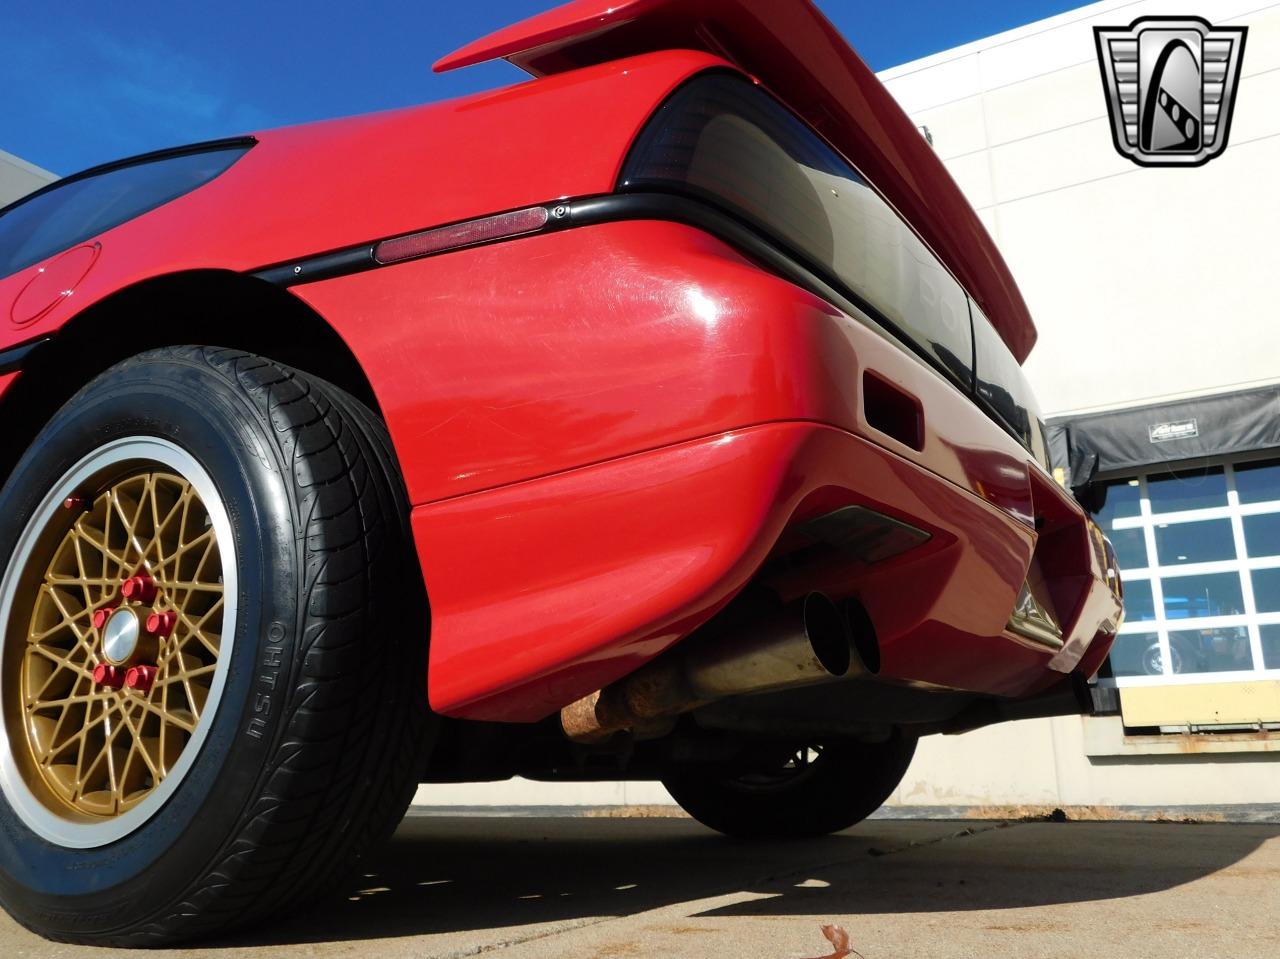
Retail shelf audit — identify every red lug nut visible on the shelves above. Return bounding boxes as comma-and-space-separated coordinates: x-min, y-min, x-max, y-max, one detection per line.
145, 610, 177, 638
92, 607, 112, 630
121, 575, 157, 604
93, 663, 126, 689
124, 666, 157, 692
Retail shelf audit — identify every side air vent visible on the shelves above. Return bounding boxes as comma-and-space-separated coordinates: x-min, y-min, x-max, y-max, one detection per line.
863, 370, 924, 451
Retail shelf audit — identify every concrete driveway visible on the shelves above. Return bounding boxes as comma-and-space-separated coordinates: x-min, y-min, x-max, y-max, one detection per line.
4, 812, 1278, 958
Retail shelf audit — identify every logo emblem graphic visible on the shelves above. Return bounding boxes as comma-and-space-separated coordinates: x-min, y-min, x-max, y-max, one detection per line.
1094, 16, 1247, 166
1148, 418, 1199, 443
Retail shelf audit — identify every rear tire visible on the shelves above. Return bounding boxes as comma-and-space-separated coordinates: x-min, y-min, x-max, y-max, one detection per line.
0, 346, 432, 945
662, 737, 916, 839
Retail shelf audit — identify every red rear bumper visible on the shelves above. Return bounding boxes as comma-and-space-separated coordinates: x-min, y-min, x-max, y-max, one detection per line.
416, 418, 1119, 722
291, 221, 1118, 722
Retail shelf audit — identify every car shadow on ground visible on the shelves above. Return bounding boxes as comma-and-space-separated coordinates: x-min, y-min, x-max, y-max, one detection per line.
205, 813, 1278, 948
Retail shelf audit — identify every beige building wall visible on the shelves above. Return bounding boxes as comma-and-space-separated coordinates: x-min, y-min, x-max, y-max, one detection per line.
879, 0, 1280, 417
0, 149, 55, 206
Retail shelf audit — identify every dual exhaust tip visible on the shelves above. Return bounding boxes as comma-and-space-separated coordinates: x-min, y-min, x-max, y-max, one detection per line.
561, 593, 879, 744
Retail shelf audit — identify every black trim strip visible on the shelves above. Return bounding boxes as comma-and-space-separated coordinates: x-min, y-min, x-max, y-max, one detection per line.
0, 337, 51, 375
253, 246, 376, 287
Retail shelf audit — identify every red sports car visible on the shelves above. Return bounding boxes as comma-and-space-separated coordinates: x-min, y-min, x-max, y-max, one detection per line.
0, 0, 1122, 945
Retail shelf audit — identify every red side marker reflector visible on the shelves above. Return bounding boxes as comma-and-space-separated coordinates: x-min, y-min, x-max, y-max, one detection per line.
374, 206, 550, 265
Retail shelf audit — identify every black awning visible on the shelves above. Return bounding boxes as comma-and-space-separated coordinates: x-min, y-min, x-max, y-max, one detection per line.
1046, 383, 1280, 488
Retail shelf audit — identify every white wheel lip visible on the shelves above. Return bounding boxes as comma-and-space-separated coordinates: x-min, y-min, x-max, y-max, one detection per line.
0, 437, 239, 849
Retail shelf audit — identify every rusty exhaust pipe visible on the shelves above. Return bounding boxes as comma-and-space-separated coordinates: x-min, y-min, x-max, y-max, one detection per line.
561, 593, 872, 743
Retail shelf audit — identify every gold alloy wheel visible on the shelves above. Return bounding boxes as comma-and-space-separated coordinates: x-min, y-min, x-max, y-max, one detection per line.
18, 471, 222, 818
0, 442, 232, 838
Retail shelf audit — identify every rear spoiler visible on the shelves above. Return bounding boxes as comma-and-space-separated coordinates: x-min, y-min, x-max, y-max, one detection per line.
436, 0, 1037, 364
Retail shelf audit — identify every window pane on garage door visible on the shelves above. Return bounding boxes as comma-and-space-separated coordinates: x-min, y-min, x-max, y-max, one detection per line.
1243, 513, 1280, 557
1110, 527, 1148, 571
1147, 467, 1227, 513
1109, 631, 1163, 677
1261, 625, 1280, 669
1162, 572, 1244, 620
1252, 569, 1280, 614
1169, 627, 1254, 674
1092, 458, 1280, 686
1123, 579, 1156, 622
1235, 458, 1280, 505
1155, 519, 1235, 566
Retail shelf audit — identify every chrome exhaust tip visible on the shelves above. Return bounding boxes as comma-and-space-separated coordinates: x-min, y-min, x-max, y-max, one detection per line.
561, 592, 877, 744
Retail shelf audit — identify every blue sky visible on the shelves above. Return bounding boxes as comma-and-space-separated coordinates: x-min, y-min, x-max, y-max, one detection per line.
3, 1, 1084, 176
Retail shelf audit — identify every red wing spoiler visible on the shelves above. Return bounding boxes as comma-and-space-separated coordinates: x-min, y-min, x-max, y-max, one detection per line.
436, 0, 1037, 363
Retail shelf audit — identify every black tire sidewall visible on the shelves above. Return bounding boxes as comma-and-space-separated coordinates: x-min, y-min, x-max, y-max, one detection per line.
663, 737, 918, 839
0, 354, 303, 933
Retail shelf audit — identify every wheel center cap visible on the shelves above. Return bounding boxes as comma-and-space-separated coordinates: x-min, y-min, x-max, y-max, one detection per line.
102, 609, 141, 666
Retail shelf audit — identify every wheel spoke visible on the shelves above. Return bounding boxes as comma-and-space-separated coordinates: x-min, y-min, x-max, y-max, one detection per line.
13, 465, 224, 821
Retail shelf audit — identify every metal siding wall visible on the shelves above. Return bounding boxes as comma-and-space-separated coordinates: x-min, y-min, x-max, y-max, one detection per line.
0, 150, 56, 207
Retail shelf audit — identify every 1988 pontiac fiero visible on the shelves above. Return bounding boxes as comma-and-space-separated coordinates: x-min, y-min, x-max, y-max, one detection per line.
0, 0, 1122, 945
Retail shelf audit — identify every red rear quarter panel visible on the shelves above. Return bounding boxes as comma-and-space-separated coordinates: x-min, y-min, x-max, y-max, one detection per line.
0, 50, 716, 355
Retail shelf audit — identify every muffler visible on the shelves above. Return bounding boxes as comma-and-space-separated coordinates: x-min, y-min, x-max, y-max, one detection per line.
561, 593, 876, 743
